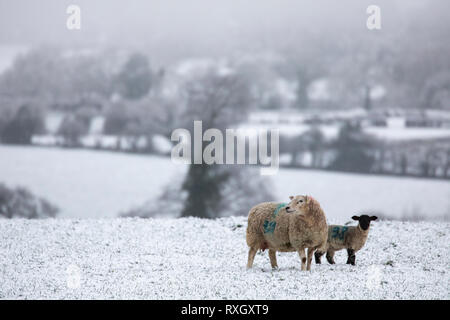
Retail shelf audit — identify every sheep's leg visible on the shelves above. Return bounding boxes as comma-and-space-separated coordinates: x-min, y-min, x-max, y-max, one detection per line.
314, 251, 324, 264
269, 249, 278, 269
346, 249, 356, 265
297, 248, 307, 271
326, 250, 336, 264
306, 248, 314, 271
247, 247, 257, 269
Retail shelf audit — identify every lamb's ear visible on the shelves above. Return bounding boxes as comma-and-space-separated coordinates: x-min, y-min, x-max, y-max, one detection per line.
370, 216, 378, 221
352, 216, 360, 221
289, 195, 294, 200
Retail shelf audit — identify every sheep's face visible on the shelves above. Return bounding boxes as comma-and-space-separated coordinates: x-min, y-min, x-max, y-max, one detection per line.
285, 195, 309, 213
352, 215, 378, 230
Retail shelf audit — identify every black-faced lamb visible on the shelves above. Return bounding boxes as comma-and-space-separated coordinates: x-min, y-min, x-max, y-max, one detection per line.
314, 215, 377, 265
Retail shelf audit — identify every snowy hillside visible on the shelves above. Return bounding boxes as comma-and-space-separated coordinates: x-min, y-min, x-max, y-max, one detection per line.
1, 145, 449, 220
0, 217, 448, 299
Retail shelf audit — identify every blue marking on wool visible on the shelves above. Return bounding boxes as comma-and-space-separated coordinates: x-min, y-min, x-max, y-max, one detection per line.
273, 203, 288, 218
263, 220, 277, 234
331, 226, 348, 240
263, 203, 288, 234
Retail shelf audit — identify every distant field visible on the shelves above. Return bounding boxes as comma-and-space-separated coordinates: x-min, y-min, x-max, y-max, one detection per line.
274, 168, 450, 222
0, 145, 185, 218
240, 122, 450, 141
0, 145, 449, 219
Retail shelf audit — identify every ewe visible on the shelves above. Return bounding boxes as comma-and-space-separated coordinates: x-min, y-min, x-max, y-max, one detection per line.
246, 195, 328, 271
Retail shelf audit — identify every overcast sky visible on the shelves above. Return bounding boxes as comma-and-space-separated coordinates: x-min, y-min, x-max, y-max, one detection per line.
0, 0, 444, 63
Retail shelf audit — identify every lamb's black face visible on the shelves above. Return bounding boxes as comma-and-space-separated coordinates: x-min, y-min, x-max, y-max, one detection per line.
352, 214, 378, 230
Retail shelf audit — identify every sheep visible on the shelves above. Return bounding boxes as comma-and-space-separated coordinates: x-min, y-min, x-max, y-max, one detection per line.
314, 215, 378, 265
246, 195, 328, 271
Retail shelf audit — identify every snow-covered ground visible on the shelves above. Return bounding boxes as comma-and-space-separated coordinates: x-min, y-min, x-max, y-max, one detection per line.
240, 122, 450, 141
274, 168, 450, 221
243, 110, 450, 141
1, 145, 449, 220
0, 145, 186, 218
365, 127, 450, 141
0, 217, 448, 299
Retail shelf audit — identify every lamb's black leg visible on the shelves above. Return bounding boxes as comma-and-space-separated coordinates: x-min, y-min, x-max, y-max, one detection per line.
326, 251, 335, 264
346, 249, 356, 265
315, 251, 324, 264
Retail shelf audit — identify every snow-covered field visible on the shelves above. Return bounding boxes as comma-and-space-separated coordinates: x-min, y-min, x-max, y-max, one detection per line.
0, 217, 448, 299
0, 145, 186, 218
244, 110, 450, 141
274, 168, 450, 221
0, 145, 449, 220
240, 122, 450, 141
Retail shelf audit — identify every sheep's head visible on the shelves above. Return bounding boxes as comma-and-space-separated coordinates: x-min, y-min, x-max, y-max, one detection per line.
352, 215, 378, 230
285, 195, 312, 214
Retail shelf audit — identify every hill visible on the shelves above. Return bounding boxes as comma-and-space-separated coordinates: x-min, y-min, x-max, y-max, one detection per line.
0, 217, 448, 299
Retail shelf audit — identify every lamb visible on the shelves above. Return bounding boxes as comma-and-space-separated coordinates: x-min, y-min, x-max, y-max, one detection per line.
246, 195, 328, 271
314, 215, 378, 265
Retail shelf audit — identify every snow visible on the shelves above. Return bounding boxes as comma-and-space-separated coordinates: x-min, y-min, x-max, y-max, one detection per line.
248, 111, 305, 125
0, 217, 448, 299
239, 123, 339, 139
386, 117, 406, 128
240, 123, 450, 141
247, 109, 368, 125
0, 145, 187, 218
1, 145, 449, 220
245, 110, 450, 141
88, 116, 105, 135
274, 168, 450, 221
44, 112, 64, 134
175, 58, 233, 77
152, 134, 173, 154
31, 135, 65, 146
365, 127, 450, 141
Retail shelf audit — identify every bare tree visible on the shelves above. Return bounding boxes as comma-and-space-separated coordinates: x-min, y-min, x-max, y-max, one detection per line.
178, 67, 255, 218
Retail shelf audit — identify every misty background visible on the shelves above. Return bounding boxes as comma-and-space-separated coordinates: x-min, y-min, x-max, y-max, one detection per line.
0, 0, 449, 221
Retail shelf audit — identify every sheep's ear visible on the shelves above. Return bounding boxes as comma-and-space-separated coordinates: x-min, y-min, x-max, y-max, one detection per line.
352, 216, 359, 221
289, 195, 294, 200
370, 216, 378, 221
